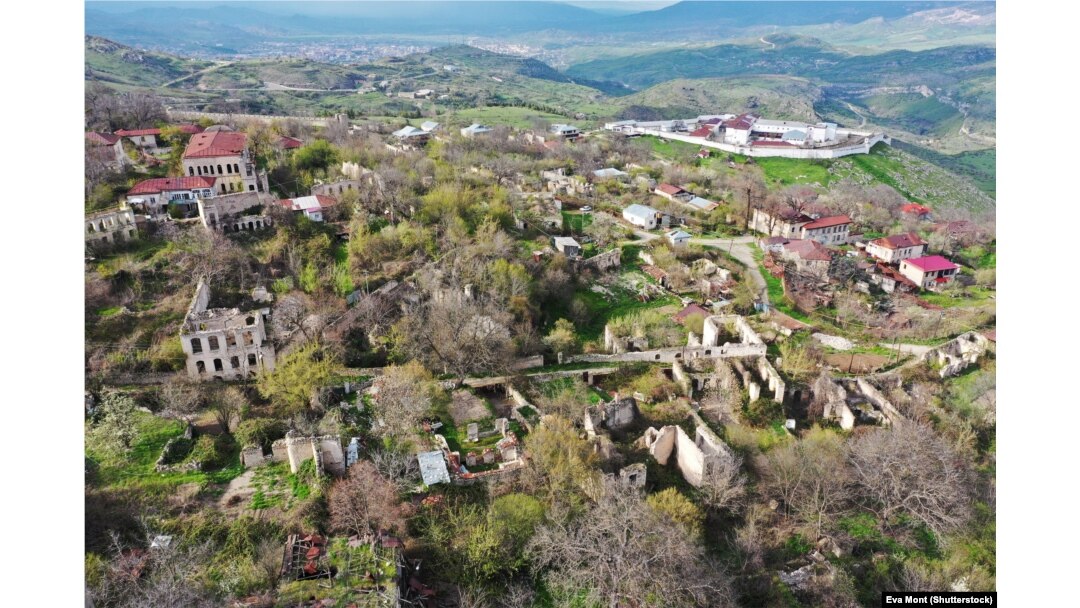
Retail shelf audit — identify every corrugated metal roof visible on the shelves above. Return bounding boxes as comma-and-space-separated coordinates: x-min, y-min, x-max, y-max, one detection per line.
418, 451, 450, 486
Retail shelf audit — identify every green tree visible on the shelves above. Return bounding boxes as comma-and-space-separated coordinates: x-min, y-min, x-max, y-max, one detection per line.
293, 139, 339, 173
647, 488, 705, 538
522, 416, 601, 507
234, 418, 287, 450
88, 392, 139, 455
542, 318, 579, 355
257, 344, 337, 414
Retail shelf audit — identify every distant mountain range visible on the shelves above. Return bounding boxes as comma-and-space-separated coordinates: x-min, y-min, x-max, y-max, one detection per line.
86, 1, 990, 53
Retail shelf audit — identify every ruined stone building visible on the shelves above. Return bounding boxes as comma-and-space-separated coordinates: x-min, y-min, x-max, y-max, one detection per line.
180, 280, 276, 381
640, 411, 734, 487
85, 205, 137, 249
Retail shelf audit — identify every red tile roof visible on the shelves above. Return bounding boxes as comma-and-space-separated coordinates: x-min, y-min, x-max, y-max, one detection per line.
900, 203, 932, 215
802, 215, 851, 230
657, 183, 686, 196
905, 255, 958, 273
183, 131, 248, 159
86, 132, 120, 145
872, 232, 926, 250
783, 239, 832, 262
277, 136, 303, 149
673, 303, 710, 323
722, 113, 758, 130
701, 118, 722, 125
689, 126, 712, 138
176, 124, 204, 134
127, 176, 217, 195
115, 128, 161, 137
641, 265, 668, 281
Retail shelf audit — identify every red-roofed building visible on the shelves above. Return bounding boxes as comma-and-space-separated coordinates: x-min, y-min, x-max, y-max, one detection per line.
87, 132, 127, 169
182, 130, 263, 195
673, 303, 710, 325
125, 176, 219, 216
276, 195, 338, 222
721, 113, 759, 144
899, 255, 959, 290
869, 262, 919, 294
866, 232, 928, 264
900, 202, 932, 221
779, 239, 833, 280
799, 215, 852, 245
115, 128, 161, 147
654, 183, 692, 203
689, 126, 713, 138
276, 136, 303, 150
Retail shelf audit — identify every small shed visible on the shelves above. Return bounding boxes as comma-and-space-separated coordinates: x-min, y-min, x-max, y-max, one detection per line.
418, 451, 450, 486
553, 236, 581, 257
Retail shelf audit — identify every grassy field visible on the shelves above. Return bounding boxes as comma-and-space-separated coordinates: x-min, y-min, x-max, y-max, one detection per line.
86, 411, 244, 497
453, 106, 569, 129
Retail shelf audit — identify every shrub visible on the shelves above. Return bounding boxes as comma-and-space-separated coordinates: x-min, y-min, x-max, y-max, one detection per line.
234, 418, 287, 450
187, 434, 235, 470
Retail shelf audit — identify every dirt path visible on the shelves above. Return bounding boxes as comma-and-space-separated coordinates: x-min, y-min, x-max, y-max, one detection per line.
217, 469, 256, 510
759, 37, 776, 50
160, 61, 233, 88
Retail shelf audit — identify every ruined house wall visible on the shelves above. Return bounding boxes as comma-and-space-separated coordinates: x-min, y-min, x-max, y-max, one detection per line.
567, 343, 765, 365
671, 361, 692, 396
578, 248, 622, 272
756, 356, 786, 402
855, 378, 903, 425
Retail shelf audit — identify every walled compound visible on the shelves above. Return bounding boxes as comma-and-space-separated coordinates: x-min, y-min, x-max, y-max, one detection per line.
197, 190, 273, 233
638, 410, 735, 487
920, 331, 993, 378
678, 355, 786, 404
241, 431, 346, 476
179, 280, 276, 381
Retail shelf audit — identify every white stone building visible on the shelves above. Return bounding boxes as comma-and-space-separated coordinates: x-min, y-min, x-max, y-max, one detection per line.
86, 205, 138, 248
179, 280, 276, 381
866, 233, 928, 264
197, 191, 273, 233
182, 128, 265, 195
622, 204, 667, 230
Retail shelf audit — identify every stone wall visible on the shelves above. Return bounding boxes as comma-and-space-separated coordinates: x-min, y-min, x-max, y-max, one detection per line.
568, 342, 765, 365
577, 248, 622, 272
630, 128, 889, 159
640, 412, 733, 487
266, 432, 346, 476
920, 332, 991, 378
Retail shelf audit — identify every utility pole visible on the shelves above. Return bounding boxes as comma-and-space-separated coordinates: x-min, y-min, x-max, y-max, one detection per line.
744, 185, 753, 232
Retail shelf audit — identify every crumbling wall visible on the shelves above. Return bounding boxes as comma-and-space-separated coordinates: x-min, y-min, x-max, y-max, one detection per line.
578, 248, 622, 272
271, 432, 345, 476
756, 356, 786, 402
855, 378, 903, 425
921, 332, 991, 378
640, 412, 732, 488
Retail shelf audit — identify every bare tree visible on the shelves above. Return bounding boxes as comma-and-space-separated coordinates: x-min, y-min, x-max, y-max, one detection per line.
328, 461, 411, 539
368, 446, 420, 492
698, 449, 748, 514
158, 378, 204, 421
370, 361, 436, 439
758, 428, 852, 536
88, 531, 217, 608
527, 479, 736, 608
210, 386, 246, 434
849, 422, 973, 535
396, 289, 516, 385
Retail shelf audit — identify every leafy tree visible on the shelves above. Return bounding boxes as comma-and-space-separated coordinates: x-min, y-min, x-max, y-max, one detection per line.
371, 361, 438, 439
89, 392, 139, 455
521, 415, 601, 507
293, 139, 339, 173
234, 418, 287, 450
647, 488, 705, 538
257, 343, 337, 414
542, 318, 579, 356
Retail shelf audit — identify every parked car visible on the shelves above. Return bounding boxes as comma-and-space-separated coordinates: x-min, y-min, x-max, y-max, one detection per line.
580, 206, 592, 213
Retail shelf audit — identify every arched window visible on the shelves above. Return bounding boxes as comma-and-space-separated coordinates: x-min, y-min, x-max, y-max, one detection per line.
220, 183, 226, 194
218, 164, 223, 174
233, 163, 240, 173
190, 338, 203, 354
197, 166, 202, 175
213, 359, 223, 372
230, 356, 240, 369
196, 361, 206, 374
189, 166, 195, 176
208, 336, 219, 351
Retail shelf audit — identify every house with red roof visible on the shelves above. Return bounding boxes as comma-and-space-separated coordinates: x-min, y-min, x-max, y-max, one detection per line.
866, 232, 927, 264
750, 208, 852, 245
86, 132, 127, 169
779, 239, 833, 280
720, 113, 759, 145
900, 203, 932, 221
276, 195, 338, 222
654, 183, 693, 203
799, 215, 852, 245
182, 128, 264, 195
899, 255, 959, 290
125, 176, 219, 216
115, 124, 203, 148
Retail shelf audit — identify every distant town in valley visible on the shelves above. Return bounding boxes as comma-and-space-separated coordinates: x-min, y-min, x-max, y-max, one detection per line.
84, 2, 996, 607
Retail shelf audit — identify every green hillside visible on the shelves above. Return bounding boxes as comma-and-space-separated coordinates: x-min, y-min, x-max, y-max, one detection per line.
84, 35, 212, 87
613, 76, 821, 122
